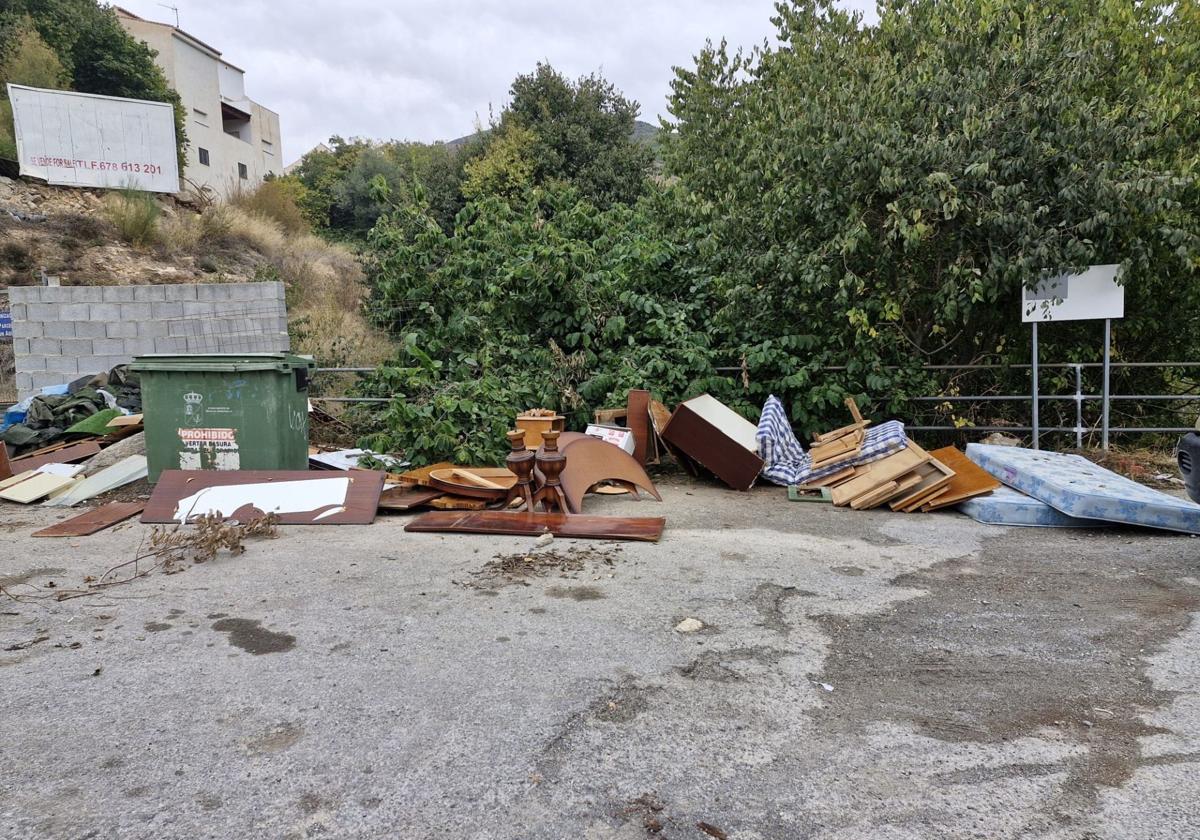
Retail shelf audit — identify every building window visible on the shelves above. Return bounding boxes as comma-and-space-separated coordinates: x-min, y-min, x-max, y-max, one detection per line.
198, 148, 210, 166
238, 163, 248, 180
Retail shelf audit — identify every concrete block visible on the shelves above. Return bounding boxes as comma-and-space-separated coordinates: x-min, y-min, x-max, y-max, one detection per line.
18, 355, 46, 371
106, 321, 138, 338
45, 355, 78, 374
9, 302, 27, 321
268, 282, 286, 300
102, 286, 137, 302
154, 336, 187, 353
165, 284, 197, 301
61, 337, 94, 355
137, 320, 169, 338
16, 371, 33, 394
11, 320, 37, 339
44, 321, 76, 338
196, 284, 235, 301
182, 301, 215, 316
58, 303, 91, 321
89, 303, 123, 321
120, 302, 153, 320
168, 320, 199, 337
12, 337, 30, 356
124, 337, 157, 356
133, 285, 167, 301
75, 321, 109, 339
80, 355, 128, 375
29, 303, 59, 321
37, 287, 71, 303
32, 371, 73, 390
152, 301, 185, 319
66, 286, 104, 302
92, 338, 126, 355
30, 337, 62, 355
9, 287, 39, 304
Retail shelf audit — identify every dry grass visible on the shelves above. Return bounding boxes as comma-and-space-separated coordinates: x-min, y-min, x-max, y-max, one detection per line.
231, 179, 308, 234
102, 190, 160, 247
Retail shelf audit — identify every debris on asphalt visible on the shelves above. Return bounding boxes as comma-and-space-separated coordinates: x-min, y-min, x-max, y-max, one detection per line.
462, 544, 621, 588
43, 455, 148, 508
675, 618, 704, 633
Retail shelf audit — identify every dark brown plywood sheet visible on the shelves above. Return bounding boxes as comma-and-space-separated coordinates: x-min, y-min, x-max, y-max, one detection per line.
33, 502, 146, 537
626, 389, 651, 465
11, 441, 103, 473
0, 442, 10, 481
405, 510, 665, 542
142, 470, 385, 525
377, 485, 444, 511
661, 399, 764, 491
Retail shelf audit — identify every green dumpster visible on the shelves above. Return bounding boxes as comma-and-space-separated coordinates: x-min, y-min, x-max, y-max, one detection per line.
131, 353, 316, 483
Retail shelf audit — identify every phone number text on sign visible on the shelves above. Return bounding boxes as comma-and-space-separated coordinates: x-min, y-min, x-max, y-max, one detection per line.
29, 155, 165, 174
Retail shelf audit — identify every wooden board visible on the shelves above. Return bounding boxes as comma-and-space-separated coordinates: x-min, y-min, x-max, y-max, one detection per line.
397, 462, 456, 487
377, 485, 444, 511
921, 446, 1003, 511
831, 444, 929, 507
887, 458, 955, 511
0, 442, 10, 481
905, 486, 950, 512
33, 502, 146, 537
851, 472, 924, 510
0, 470, 36, 491
10, 441, 103, 473
427, 495, 488, 511
626, 389, 651, 465
0, 472, 76, 503
142, 470, 385, 525
405, 510, 666, 542
428, 467, 517, 500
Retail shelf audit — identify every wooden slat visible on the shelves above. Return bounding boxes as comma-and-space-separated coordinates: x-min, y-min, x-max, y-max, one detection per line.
10, 441, 103, 473
33, 502, 146, 537
405, 510, 666, 542
428, 495, 488, 510
0, 472, 75, 503
921, 446, 1003, 510
397, 462, 456, 487
905, 486, 950, 512
851, 472, 924, 510
377, 485, 444, 511
888, 457, 956, 511
831, 443, 929, 507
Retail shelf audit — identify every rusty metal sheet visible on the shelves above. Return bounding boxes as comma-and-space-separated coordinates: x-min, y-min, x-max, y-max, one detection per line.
405, 510, 666, 542
32, 502, 146, 537
142, 470, 385, 525
10, 441, 103, 473
626, 389, 651, 465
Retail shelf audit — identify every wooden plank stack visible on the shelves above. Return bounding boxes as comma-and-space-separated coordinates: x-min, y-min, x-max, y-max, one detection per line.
795, 402, 998, 513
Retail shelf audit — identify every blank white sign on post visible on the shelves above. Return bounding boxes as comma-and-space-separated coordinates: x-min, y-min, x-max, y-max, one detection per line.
1022, 264, 1125, 323
8, 83, 179, 193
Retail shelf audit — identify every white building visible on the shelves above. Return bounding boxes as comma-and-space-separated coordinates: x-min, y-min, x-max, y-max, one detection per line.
116, 7, 282, 200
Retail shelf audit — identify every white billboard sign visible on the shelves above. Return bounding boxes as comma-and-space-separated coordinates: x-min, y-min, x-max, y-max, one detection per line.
1021, 264, 1124, 323
8, 83, 179, 193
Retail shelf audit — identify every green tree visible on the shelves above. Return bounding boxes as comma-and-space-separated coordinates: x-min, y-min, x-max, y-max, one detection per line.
0, 0, 187, 169
664, 0, 1200, 432
494, 62, 654, 207
461, 123, 535, 200
0, 18, 67, 158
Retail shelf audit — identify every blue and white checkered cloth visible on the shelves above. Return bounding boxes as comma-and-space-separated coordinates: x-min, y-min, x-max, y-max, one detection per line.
755, 394, 907, 486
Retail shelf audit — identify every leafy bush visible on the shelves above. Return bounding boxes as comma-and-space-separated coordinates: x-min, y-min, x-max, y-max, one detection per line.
103, 189, 160, 247
232, 178, 309, 235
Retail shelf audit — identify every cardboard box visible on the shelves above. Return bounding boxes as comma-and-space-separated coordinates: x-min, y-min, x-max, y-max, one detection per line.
585, 423, 636, 454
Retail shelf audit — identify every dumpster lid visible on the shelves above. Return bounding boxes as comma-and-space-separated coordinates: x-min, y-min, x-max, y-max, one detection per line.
130, 353, 315, 373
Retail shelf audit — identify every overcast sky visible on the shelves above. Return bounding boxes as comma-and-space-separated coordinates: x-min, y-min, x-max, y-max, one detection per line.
115, 1, 876, 165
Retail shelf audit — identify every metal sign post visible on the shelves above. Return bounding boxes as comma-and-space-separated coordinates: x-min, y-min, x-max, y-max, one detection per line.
1023, 265, 1124, 451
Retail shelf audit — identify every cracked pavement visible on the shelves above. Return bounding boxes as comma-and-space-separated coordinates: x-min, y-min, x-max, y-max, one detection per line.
1, 477, 1198, 839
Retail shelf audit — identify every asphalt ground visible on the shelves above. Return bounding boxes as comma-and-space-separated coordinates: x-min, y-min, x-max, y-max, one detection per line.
1, 476, 1198, 839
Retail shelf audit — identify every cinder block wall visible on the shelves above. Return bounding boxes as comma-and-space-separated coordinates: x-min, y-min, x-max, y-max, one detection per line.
9, 282, 289, 398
